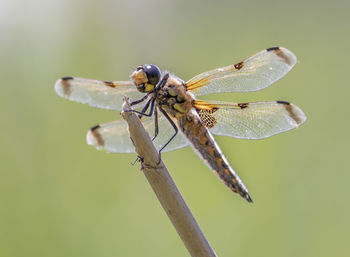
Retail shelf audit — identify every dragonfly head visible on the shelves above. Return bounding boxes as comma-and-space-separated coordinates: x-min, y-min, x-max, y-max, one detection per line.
131, 64, 161, 93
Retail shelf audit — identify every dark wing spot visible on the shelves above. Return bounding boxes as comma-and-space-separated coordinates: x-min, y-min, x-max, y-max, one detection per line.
268, 47, 293, 65
90, 125, 104, 147
234, 61, 244, 70
104, 81, 115, 88
238, 102, 249, 109
266, 46, 280, 51
276, 100, 290, 105
62, 76, 73, 81
277, 101, 302, 124
61, 77, 73, 96
91, 124, 101, 131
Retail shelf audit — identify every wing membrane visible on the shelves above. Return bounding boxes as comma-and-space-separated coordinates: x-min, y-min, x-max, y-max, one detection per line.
86, 112, 189, 153
186, 47, 297, 95
55, 77, 144, 110
194, 100, 306, 139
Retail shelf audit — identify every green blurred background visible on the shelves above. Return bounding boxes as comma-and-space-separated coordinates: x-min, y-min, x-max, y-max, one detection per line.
1, 0, 349, 256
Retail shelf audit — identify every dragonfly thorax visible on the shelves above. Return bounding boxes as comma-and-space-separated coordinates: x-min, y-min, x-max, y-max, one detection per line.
156, 75, 193, 118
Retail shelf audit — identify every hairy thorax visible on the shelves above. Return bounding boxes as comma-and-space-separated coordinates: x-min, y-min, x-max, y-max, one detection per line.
156, 76, 193, 118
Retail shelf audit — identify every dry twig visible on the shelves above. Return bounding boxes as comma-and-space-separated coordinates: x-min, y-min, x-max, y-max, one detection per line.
122, 97, 217, 257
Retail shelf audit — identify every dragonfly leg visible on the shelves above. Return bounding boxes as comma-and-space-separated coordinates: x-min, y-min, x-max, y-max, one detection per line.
130, 94, 149, 106
157, 107, 178, 164
151, 107, 159, 141
137, 98, 152, 119
129, 73, 169, 118
131, 155, 144, 166
129, 98, 155, 117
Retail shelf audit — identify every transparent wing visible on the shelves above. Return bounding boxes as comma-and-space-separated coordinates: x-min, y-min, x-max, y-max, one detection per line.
186, 47, 297, 95
194, 100, 306, 139
55, 77, 144, 110
86, 112, 189, 153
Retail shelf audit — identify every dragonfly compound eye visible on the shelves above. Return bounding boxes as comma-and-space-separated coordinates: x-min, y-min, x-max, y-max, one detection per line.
143, 64, 161, 86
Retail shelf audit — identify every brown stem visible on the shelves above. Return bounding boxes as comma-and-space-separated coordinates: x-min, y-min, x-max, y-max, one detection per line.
122, 97, 217, 257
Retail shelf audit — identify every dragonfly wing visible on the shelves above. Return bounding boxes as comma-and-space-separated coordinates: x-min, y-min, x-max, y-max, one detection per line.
86, 120, 136, 153
86, 112, 189, 153
186, 47, 297, 95
55, 77, 144, 110
194, 100, 306, 139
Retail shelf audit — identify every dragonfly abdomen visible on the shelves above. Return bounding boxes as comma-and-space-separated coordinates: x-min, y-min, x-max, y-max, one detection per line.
178, 111, 253, 202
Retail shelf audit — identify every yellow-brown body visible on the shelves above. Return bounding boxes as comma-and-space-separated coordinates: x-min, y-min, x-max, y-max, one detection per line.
156, 75, 251, 201
156, 76, 193, 118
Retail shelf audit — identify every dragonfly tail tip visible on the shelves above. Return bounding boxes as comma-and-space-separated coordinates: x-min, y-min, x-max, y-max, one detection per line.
245, 194, 253, 203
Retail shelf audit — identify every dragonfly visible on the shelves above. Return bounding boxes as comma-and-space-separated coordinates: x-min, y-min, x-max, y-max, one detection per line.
55, 46, 306, 202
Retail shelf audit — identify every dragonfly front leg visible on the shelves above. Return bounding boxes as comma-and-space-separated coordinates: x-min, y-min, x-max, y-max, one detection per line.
137, 98, 152, 119
130, 94, 149, 106
128, 98, 156, 117
129, 100, 155, 165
